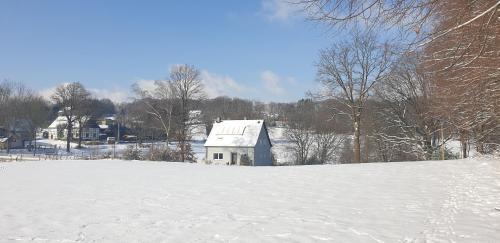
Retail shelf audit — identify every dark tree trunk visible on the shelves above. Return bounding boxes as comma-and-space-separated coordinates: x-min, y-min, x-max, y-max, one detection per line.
460, 130, 468, 158
78, 124, 83, 148
353, 114, 361, 163
66, 125, 72, 153
423, 135, 433, 160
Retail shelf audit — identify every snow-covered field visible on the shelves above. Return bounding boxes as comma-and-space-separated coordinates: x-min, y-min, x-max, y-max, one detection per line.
1, 158, 499, 242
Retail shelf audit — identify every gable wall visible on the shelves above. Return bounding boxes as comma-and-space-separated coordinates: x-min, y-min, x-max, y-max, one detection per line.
253, 126, 272, 166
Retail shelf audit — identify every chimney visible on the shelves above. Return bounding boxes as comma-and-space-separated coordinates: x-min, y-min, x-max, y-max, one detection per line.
216, 117, 221, 123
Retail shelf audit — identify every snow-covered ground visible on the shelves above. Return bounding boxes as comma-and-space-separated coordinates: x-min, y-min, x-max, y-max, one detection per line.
1, 158, 499, 242
269, 127, 295, 164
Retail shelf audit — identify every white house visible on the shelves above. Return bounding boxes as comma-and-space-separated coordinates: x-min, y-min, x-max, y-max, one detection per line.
47, 116, 100, 141
204, 120, 273, 166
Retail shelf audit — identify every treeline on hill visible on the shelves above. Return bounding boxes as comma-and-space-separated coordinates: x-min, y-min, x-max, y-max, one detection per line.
1, 69, 498, 164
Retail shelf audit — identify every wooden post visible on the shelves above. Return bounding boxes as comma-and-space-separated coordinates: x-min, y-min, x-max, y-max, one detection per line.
440, 122, 445, 160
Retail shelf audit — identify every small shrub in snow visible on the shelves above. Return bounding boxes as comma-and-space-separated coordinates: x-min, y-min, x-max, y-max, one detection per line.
122, 145, 142, 160
84, 141, 100, 146
145, 145, 177, 161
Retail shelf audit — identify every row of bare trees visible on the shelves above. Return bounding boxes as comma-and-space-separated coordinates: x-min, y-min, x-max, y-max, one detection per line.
422, 0, 500, 156
291, 0, 499, 162
129, 64, 205, 162
0, 80, 50, 153
285, 99, 344, 164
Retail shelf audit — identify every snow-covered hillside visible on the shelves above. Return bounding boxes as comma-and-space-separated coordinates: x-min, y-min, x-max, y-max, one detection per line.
1, 158, 499, 242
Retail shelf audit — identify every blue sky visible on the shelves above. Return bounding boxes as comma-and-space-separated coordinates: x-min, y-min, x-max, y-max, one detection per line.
0, 0, 332, 103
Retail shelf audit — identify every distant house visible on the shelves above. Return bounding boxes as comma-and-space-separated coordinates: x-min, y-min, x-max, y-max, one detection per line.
204, 119, 273, 166
0, 123, 32, 149
0, 133, 23, 150
47, 115, 100, 141
98, 115, 117, 140
0, 127, 6, 138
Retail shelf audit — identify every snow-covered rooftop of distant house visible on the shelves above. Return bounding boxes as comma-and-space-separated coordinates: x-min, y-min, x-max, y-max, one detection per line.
48, 116, 68, 129
48, 116, 98, 129
204, 120, 266, 147
0, 137, 8, 143
99, 124, 109, 130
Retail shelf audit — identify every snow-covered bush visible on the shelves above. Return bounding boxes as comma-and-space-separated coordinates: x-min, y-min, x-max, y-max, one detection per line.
143, 144, 197, 162
122, 145, 142, 160
145, 145, 178, 161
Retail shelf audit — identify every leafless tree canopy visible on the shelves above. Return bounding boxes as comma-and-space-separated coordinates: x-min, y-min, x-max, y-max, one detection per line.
317, 30, 394, 162
172, 64, 205, 162
297, 0, 500, 160
0, 80, 50, 152
131, 64, 205, 162
133, 80, 176, 143
373, 54, 445, 160
294, 0, 499, 47
51, 82, 91, 152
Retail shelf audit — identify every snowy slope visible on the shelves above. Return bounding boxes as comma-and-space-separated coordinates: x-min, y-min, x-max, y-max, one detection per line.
1, 159, 499, 242
268, 127, 295, 164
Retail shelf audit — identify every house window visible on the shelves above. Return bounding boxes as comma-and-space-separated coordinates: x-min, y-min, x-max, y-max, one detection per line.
213, 153, 223, 160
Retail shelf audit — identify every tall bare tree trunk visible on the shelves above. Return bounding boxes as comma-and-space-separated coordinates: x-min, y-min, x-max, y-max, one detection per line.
364, 131, 370, 163
353, 114, 361, 163
460, 130, 468, 158
424, 135, 433, 160
78, 125, 83, 148
440, 123, 445, 160
67, 125, 72, 153
6, 136, 10, 154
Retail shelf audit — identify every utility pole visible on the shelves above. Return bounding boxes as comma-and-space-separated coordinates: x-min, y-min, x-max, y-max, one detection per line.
33, 129, 37, 156
117, 122, 120, 144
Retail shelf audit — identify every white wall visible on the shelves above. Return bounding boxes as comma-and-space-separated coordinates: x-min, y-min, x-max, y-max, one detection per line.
48, 127, 99, 141
205, 147, 254, 165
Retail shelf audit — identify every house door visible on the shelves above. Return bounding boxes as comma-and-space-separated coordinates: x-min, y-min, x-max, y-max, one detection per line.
231, 153, 237, 165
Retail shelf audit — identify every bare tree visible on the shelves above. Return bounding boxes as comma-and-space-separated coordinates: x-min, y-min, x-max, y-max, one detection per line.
374, 53, 445, 160
422, 0, 500, 156
285, 99, 315, 165
296, 0, 500, 156
0, 80, 49, 153
0, 81, 14, 129
74, 98, 109, 148
312, 103, 344, 163
286, 126, 314, 165
316, 30, 393, 163
170, 64, 205, 162
51, 82, 90, 153
133, 80, 176, 143
294, 0, 499, 49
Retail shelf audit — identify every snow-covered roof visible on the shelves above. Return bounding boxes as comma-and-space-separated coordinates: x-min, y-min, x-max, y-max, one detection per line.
48, 116, 99, 129
48, 116, 69, 129
204, 120, 269, 147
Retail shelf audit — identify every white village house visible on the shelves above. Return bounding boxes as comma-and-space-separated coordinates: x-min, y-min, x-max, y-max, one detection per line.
47, 113, 100, 141
204, 119, 273, 166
